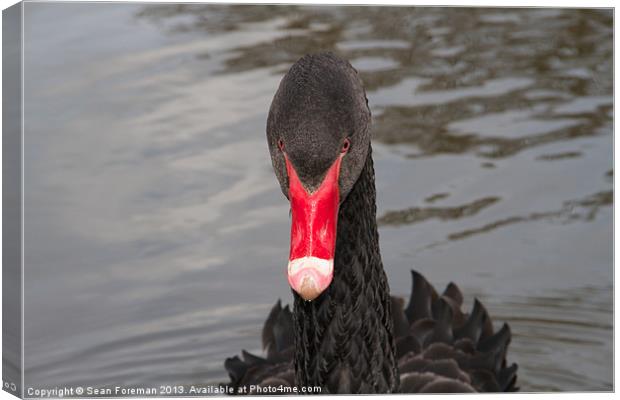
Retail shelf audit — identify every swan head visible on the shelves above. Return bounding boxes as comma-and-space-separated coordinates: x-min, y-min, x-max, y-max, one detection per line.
266, 52, 371, 301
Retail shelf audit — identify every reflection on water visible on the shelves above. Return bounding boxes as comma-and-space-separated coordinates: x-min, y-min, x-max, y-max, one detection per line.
472, 284, 612, 392
378, 196, 500, 226
446, 189, 612, 241
23, 3, 611, 393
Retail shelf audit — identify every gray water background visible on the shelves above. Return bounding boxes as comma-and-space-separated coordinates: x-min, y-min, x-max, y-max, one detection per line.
22, 3, 613, 392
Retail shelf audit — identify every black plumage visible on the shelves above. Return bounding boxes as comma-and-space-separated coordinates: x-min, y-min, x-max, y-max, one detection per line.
291, 149, 398, 393
224, 268, 519, 393
223, 52, 518, 394
223, 154, 518, 393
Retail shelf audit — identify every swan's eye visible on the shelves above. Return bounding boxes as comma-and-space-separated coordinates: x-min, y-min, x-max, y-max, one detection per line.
341, 138, 351, 153
278, 138, 285, 152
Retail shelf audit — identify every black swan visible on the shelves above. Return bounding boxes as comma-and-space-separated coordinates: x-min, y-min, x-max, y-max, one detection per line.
224, 52, 518, 394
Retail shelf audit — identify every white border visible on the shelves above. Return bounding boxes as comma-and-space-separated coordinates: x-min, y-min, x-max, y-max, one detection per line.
0, 1, 616, 400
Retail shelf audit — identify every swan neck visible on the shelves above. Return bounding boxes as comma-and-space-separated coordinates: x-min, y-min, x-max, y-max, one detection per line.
293, 146, 399, 393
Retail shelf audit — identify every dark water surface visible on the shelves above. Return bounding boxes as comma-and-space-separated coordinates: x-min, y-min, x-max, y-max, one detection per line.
23, 3, 612, 392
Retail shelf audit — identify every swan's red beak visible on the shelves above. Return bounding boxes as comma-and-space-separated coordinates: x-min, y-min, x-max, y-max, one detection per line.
285, 154, 342, 301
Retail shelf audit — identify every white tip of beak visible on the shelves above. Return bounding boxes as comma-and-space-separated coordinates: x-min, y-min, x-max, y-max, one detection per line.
287, 257, 334, 301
